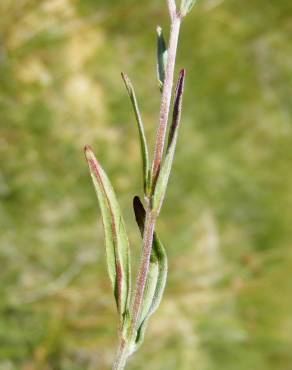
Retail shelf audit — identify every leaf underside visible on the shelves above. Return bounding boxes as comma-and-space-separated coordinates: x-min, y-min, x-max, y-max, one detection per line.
85, 145, 131, 322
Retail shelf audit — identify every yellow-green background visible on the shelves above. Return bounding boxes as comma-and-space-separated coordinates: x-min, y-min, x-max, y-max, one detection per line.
1, 0, 292, 369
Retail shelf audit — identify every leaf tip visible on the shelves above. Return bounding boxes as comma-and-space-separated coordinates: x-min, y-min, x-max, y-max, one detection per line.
175, 69, 186, 103
133, 195, 141, 208
177, 69, 186, 90
133, 195, 144, 217
156, 25, 162, 36
180, 68, 186, 78
121, 72, 132, 96
121, 72, 129, 83
84, 144, 93, 158
84, 145, 99, 173
133, 195, 146, 238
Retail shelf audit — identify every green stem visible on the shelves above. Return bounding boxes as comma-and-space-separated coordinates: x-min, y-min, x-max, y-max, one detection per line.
129, 208, 156, 338
128, 14, 182, 338
152, 14, 181, 184
112, 5, 183, 370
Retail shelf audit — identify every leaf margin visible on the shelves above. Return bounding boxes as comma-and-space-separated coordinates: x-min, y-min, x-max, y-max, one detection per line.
84, 145, 131, 323
121, 73, 151, 195
157, 25, 168, 91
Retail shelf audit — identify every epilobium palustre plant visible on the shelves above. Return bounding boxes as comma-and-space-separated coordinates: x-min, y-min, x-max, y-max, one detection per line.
84, 0, 197, 369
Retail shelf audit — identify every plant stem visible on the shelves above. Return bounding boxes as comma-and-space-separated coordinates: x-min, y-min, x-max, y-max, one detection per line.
129, 208, 156, 335
167, 0, 177, 20
112, 339, 129, 370
112, 207, 156, 369
113, 8, 183, 370
131, 12, 183, 325
152, 14, 181, 184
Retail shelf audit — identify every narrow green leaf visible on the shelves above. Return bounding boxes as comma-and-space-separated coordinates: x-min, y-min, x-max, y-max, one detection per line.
157, 26, 168, 91
133, 196, 168, 348
180, 0, 197, 16
84, 145, 131, 322
152, 69, 186, 214
121, 73, 150, 195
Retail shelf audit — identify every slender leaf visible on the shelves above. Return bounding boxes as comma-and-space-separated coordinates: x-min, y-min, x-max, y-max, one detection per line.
121, 73, 150, 195
180, 0, 197, 16
152, 69, 186, 213
157, 26, 168, 91
84, 145, 131, 322
133, 196, 168, 348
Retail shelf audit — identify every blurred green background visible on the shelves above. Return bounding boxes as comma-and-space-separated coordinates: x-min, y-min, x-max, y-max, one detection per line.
1, 0, 292, 369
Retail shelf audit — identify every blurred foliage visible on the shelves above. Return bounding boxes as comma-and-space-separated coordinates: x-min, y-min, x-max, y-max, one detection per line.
1, 0, 292, 369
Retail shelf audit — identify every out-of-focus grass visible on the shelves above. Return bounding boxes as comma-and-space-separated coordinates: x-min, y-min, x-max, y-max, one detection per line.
0, 0, 292, 369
